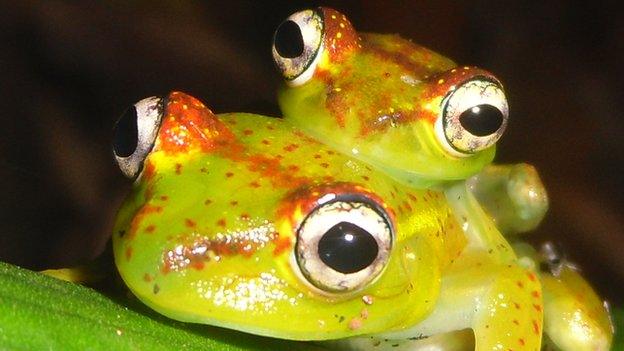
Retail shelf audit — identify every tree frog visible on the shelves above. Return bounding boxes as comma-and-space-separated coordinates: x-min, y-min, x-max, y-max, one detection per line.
111, 7, 613, 351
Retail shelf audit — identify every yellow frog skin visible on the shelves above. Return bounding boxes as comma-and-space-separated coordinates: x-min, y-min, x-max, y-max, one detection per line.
111, 7, 613, 351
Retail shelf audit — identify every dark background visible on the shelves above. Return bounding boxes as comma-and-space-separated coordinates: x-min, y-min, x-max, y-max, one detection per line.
1, 1, 622, 304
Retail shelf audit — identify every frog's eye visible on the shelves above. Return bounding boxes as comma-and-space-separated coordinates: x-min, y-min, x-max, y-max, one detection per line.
113, 96, 164, 178
295, 195, 393, 293
435, 78, 509, 156
272, 9, 324, 86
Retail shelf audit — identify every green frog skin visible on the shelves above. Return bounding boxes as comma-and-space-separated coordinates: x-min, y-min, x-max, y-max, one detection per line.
111, 7, 613, 351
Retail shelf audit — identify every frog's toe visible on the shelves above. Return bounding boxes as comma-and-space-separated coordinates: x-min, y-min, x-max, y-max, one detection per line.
507, 163, 548, 230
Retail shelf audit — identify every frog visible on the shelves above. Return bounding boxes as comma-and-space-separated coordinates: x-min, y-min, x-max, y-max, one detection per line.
272, 7, 613, 350
109, 7, 613, 351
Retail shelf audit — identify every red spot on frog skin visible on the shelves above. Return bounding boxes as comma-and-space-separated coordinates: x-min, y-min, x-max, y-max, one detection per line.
216, 218, 226, 228
527, 272, 537, 282
273, 236, 292, 256
517, 281, 525, 289
243, 129, 253, 136
143, 160, 156, 180
143, 273, 152, 282
533, 304, 542, 312
175, 163, 183, 175
518, 338, 525, 346
157, 91, 236, 155
225, 171, 234, 178
125, 247, 133, 260
145, 224, 156, 233
532, 319, 540, 334
319, 8, 359, 63
249, 181, 261, 188
283, 143, 299, 152
531, 290, 541, 298
184, 218, 196, 228
128, 204, 163, 239
159, 195, 169, 201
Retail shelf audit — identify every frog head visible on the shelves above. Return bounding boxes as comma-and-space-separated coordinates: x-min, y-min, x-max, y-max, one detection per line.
111, 91, 466, 340
275, 8, 509, 188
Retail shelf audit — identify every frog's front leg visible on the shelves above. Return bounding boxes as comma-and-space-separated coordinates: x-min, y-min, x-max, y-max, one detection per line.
330, 259, 543, 351
467, 164, 548, 235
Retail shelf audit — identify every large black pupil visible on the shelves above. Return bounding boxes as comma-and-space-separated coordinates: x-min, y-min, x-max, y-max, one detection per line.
459, 104, 503, 136
274, 20, 304, 58
113, 106, 138, 158
317, 222, 379, 274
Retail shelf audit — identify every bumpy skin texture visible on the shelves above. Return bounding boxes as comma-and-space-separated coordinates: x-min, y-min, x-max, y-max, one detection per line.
113, 7, 612, 351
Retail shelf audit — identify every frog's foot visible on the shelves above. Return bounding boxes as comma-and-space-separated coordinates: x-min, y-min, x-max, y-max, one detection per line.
516, 243, 614, 351
332, 259, 543, 351
467, 163, 548, 235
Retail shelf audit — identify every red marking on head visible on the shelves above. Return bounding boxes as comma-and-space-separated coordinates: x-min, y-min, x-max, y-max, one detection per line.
323, 175, 335, 182
319, 8, 359, 62
287, 165, 300, 172
320, 162, 329, 168
229, 200, 238, 206
513, 302, 521, 309
125, 247, 133, 260
204, 199, 212, 205
407, 193, 418, 202
143, 273, 153, 282
175, 163, 183, 175
217, 218, 226, 228
128, 204, 163, 239
527, 272, 537, 282
159, 195, 169, 201
185, 218, 196, 228
533, 304, 542, 312
261, 139, 270, 145
240, 213, 250, 220
225, 172, 234, 178
313, 154, 322, 159
283, 143, 299, 152
517, 281, 524, 289
249, 181, 261, 188
145, 224, 156, 233
243, 129, 253, 136
402, 201, 413, 212
191, 260, 205, 270
161, 229, 278, 273
531, 290, 540, 298
518, 338, 525, 346
361, 175, 370, 181
512, 319, 520, 326
326, 150, 335, 155
143, 160, 156, 180
273, 236, 292, 256
157, 92, 236, 155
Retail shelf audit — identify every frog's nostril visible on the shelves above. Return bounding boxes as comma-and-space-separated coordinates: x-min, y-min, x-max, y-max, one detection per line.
274, 20, 304, 58
113, 106, 139, 158
459, 104, 503, 137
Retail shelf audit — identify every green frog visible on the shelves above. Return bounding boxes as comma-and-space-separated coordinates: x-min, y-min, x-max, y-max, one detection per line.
110, 7, 613, 351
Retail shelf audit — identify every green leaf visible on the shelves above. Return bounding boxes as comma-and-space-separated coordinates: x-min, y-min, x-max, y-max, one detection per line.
0, 262, 326, 351
614, 307, 624, 351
